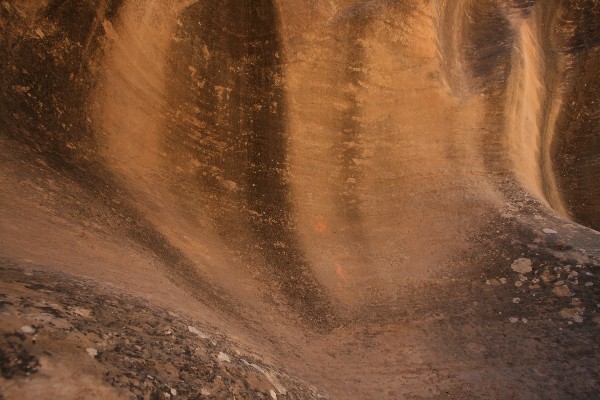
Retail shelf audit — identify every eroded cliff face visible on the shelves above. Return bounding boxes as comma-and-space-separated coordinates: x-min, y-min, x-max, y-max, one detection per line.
1, 1, 599, 399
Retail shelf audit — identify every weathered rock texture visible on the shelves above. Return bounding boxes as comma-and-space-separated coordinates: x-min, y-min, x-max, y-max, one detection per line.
0, 0, 599, 399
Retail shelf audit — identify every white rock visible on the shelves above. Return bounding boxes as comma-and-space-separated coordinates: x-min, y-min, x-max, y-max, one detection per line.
217, 352, 231, 362
270, 390, 278, 399
511, 258, 532, 274
188, 326, 209, 339
509, 317, 519, 323
513, 297, 521, 304
170, 388, 177, 396
585, 282, 594, 287
264, 371, 287, 395
499, 278, 507, 284
86, 348, 98, 358
200, 389, 211, 396
20, 325, 35, 334
543, 228, 558, 234
242, 360, 287, 395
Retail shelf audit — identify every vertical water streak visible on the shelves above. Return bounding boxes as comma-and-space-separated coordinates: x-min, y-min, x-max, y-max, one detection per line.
505, 3, 568, 215
505, 8, 546, 202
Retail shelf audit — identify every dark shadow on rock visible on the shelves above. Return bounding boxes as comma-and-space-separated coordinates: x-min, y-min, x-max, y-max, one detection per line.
165, 0, 337, 331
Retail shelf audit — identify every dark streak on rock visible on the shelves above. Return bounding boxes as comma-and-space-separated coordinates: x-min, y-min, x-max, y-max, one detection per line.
166, 0, 337, 331
552, 0, 600, 230
334, 8, 369, 258
0, 0, 235, 317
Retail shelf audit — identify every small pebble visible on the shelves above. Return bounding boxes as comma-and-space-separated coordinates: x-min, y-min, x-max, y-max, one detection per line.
585, 282, 594, 287
543, 228, 558, 234
20, 325, 35, 334
541, 272, 554, 283
553, 285, 571, 297
515, 281, 523, 288
86, 348, 98, 358
511, 258, 532, 274
513, 297, 521, 304
509, 317, 519, 323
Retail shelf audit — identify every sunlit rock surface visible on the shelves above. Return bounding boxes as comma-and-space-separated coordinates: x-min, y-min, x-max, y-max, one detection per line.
1, 1, 599, 399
